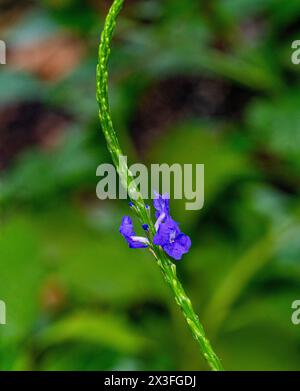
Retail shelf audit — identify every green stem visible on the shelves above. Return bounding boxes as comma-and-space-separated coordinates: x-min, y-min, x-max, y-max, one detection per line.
96, 0, 224, 371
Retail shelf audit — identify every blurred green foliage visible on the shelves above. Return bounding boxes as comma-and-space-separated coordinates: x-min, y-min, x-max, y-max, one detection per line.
0, 0, 300, 370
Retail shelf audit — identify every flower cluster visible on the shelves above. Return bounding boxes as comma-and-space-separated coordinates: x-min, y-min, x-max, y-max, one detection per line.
119, 192, 191, 261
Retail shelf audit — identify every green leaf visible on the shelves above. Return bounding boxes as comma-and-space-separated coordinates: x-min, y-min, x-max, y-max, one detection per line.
0, 217, 44, 344
247, 91, 300, 166
149, 122, 251, 227
37, 311, 151, 354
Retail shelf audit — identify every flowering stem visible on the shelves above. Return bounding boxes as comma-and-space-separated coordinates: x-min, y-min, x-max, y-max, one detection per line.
96, 0, 224, 371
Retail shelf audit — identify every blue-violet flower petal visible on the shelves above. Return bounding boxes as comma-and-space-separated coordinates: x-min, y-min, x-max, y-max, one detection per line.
119, 216, 148, 248
153, 216, 191, 260
153, 191, 170, 219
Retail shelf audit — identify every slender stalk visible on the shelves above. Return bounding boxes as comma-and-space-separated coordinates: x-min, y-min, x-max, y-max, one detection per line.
96, 0, 224, 371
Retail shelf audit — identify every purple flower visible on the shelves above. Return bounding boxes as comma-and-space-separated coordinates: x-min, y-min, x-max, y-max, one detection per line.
119, 216, 149, 248
153, 216, 191, 261
119, 192, 191, 261
153, 191, 170, 219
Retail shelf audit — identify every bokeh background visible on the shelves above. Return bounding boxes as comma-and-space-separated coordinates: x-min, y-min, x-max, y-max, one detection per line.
1, 0, 300, 371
